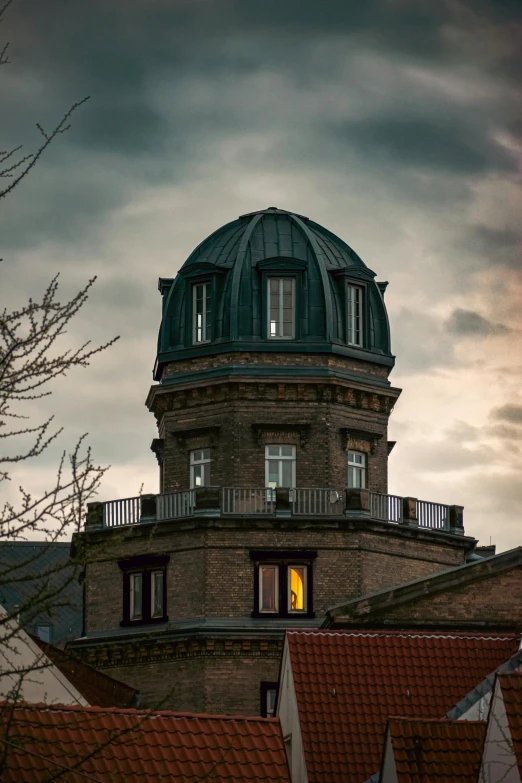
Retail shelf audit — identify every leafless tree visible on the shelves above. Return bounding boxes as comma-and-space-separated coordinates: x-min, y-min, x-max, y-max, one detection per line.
0, 0, 118, 735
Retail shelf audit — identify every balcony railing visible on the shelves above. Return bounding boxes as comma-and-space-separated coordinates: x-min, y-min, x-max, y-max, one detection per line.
157, 490, 195, 521
88, 488, 463, 536
222, 488, 275, 515
293, 488, 345, 516
103, 496, 140, 527
370, 492, 403, 524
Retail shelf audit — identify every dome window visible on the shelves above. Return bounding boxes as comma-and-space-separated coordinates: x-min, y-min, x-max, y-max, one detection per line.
268, 278, 295, 339
347, 283, 364, 347
193, 282, 212, 344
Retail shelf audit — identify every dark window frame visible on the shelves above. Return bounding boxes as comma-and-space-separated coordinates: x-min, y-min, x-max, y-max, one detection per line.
260, 681, 279, 718
119, 554, 170, 627
250, 550, 316, 619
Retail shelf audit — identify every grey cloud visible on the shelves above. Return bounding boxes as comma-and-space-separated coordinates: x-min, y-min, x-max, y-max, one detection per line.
491, 404, 522, 425
391, 308, 458, 374
446, 308, 509, 336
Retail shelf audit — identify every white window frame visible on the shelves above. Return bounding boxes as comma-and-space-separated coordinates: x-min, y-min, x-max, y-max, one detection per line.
347, 283, 363, 347
347, 450, 366, 489
190, 449, 212, 488
265, 445, 296, 489
268, 277, 295, 339
130, 572, 143, 620
193, 281, 211, 344
259, 564, 279, 613
151, 570, 164, 619
287, 564, 308, 613
266, 688, 277, 718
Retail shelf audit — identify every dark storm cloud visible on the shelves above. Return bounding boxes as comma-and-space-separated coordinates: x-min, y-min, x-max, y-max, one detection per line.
463, 226, 522, 270
491, 404, 522, 425
328, 117, 515, 174
446, 308, 510, 336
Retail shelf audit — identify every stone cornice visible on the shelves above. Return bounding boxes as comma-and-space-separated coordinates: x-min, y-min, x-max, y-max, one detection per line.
147, 374, 401, 420
68, 630, 287, 670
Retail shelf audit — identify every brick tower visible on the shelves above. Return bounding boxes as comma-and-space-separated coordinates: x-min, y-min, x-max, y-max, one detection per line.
71, 207, 476, 715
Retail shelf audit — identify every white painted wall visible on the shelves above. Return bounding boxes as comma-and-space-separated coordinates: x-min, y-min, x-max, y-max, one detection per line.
380, 730, 399, 783
0, 605, 87, 705
277, 639, 308, 783
479, 679, 521, 783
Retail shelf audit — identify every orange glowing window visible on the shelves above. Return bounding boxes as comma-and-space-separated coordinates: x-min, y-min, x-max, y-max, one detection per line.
289, 566, 306, 612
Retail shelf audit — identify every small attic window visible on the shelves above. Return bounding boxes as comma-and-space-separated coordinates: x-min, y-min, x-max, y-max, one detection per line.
347, 283, 363, 347
193, 282, 211, 344
268, 278, 295, 339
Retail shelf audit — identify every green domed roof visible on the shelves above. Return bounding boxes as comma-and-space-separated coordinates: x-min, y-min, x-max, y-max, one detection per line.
155, 207, 393, 379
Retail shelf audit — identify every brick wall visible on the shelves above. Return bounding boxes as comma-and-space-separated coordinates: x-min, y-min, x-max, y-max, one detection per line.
376, 567, 522, 627
149, 350, 400, 495
82, 522, 468, 631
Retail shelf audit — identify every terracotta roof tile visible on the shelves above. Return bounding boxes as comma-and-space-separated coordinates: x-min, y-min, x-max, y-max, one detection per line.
30, 636, 138, 708
287, 629, 517, 783
0, 703, 291, 782
387, 718, 486, 782
499, 672, 522, 777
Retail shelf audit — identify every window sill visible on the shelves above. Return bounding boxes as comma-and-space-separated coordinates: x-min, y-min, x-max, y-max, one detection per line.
251, 611, 315, 620
120, 615, 169, 628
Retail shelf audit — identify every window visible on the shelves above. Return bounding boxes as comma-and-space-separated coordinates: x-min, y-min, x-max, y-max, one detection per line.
119, 555, 169, 626
251, 550, 316, 619
35, 625, 52, 643
260, 565, 279, 612
268, 278, 295, 339
288, 566, 306, 612
348, 450, 366, 488
190, 449, 211, 488
151, 570, 164, 618
193, 282, 211, 344
130, 573, 143, 620
260, 682, 279, 718
265, 445, 296, 490
347, 283, 363, 347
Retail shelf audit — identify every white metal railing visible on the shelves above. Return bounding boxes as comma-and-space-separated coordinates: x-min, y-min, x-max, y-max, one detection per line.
103, 497, 140, 527
417, 500, 450, 531
222, 488, 275, 515
293, 488, 345, 516
157, 490, 195, 520
370, 492, 403, 524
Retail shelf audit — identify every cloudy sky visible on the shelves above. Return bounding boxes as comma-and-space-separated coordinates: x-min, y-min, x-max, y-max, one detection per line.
2, 0, 521, 552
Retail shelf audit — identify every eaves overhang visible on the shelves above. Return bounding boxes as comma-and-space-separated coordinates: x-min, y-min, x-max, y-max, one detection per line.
154, 340, 395, 381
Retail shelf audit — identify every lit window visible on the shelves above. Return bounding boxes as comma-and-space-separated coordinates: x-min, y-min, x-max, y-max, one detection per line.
130, 573, 143, 620
268, 278, 295, 339
348, 450, 366, 488
151, 571, 164, 619
193, 282, 211, 344
289, 566, 306, 612
251, 550, 316, 619
260, 565, 279, 612
190, 449, 211, 488
347, 284, 363, 347
265, 445, 296, 490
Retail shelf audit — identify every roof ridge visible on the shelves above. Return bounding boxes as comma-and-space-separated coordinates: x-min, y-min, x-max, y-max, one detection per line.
0, 701, 280, 722
287, 629, 516, 640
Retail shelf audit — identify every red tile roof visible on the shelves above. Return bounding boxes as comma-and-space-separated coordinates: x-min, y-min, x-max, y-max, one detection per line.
0, 703, 291, 782
287, 629, 518, 783
30, 636, 138, 708
387, 718, 486, 782
499, 672, 522, 778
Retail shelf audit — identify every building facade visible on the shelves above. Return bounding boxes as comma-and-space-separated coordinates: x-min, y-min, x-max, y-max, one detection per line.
70, 207, 477, 715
